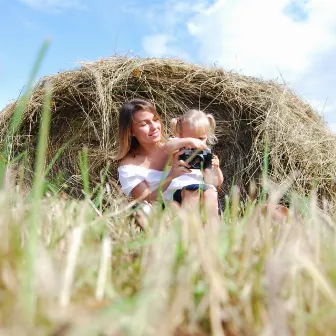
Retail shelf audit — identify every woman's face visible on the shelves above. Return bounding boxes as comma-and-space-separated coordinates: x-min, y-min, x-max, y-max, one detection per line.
131, 110, 162, 145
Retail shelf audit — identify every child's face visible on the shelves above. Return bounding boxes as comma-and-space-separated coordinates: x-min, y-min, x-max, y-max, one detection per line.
179, 124, 208, 143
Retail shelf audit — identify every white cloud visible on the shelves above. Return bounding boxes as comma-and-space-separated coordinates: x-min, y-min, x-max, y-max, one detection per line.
142, 0, 211, 31
187, 0, 336, 81
328, 122, 336, 134
142, 34, 171, 58
308, 99, 329, 115
141, 0, 210, 59
18, 0, 86, 12
142, 33, 190, 60
139, 0, 336, 128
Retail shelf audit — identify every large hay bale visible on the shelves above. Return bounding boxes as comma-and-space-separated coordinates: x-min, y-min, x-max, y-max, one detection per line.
1, 56, 336, 202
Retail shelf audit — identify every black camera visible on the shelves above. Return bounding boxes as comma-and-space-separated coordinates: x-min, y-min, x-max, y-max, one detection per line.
179, 148, 213, 170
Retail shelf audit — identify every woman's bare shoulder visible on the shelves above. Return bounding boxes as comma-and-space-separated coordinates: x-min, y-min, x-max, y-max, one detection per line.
119, 154, 145, 167
119, 155, 135, 167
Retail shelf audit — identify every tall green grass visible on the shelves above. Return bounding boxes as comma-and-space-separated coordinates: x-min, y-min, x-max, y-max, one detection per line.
0, 40, 49, 189
23, 83, 52, 321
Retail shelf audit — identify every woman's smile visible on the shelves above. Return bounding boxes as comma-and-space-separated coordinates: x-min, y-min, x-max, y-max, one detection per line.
149, 129, 160, 137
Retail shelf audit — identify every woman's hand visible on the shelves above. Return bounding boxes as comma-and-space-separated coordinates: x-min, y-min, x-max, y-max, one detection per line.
164, 137, 208, 154
183, 138, 208, 150
168, 151, 191, 179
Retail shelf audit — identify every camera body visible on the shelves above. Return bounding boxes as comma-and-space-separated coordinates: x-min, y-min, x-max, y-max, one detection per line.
179, 148, 213, 170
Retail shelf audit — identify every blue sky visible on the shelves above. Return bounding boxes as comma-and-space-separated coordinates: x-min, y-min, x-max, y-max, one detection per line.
1, 0, 336, 130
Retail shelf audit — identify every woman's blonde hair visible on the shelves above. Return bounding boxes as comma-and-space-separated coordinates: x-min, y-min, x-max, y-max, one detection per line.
115, 99, 164, 160
170, 109, 217, 145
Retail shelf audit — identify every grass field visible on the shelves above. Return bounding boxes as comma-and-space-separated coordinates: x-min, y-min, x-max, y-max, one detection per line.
1, 43, 336, 335
1, 165, 336, 336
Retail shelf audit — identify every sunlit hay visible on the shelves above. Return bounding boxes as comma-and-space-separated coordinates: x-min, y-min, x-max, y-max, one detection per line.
1, 57, 336, 204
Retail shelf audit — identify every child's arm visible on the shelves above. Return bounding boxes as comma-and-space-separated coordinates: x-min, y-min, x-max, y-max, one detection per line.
203, 154, 224, 187
212, 154, 224, 186
164, 137, 208, 154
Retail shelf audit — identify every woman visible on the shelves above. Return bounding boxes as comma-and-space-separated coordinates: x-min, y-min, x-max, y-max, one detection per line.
116, 99, 207, 204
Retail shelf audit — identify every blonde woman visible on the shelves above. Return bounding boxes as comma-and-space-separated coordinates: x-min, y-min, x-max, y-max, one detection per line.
116, 99, 207, 205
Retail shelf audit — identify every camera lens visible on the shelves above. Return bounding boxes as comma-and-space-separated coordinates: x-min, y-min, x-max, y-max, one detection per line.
191, 155, 204, 169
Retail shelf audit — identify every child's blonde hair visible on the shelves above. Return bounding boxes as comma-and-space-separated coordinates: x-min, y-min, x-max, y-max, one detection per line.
170, 109, 217, 145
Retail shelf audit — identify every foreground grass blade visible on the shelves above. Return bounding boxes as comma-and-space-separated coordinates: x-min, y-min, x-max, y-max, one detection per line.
23, 84, 52, 321
0, 40, 49, 188
78, 146, 90, 197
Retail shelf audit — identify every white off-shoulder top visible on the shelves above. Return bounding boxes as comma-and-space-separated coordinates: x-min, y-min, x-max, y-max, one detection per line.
118, 165, 170, 198
118, 164, 205, 201
165, 170, 204, 197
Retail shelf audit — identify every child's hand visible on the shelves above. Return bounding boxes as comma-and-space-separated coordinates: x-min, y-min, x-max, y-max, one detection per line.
212, 154, 220, 169
204, 154, 223, 187
203, 168, 217, 185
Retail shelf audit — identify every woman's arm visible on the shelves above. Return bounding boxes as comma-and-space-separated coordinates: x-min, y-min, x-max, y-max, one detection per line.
130, 157, 191, 203
130, 175, 174, 203
164, 137, 208, 154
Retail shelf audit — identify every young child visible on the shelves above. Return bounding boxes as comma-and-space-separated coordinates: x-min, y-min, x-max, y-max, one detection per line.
163, 109, 224, 214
